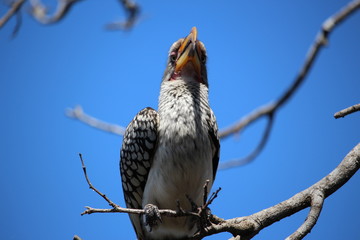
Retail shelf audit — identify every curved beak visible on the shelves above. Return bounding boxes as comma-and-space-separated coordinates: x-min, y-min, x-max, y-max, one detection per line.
175, 27, 201, 76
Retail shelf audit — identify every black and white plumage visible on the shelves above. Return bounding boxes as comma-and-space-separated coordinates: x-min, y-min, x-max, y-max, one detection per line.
120, 27, 220, 240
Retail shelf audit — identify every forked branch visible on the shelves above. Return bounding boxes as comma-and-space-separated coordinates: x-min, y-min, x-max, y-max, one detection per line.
189, 143, 360, 239
29, 0, 82, 24
0, 0, 140, 35
66, 105, 126, 135
78, 153, 210, 218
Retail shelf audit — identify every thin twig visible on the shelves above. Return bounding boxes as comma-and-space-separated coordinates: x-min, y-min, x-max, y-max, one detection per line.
334, 103, 360, 118
219, 113, 274, 170
11, 6, 22, 37
67, 105, 125, 135
203, 180, 210, 206
0, 0, 25, 28
73, 235, 82, 240
79, 153, 119, 209
203, 188, 221, 210
105, 0, 140, 30
29, 0, 82, 24
79, 153, 199, 218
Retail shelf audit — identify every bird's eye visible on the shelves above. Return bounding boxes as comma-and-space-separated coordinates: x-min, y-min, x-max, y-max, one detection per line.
170, 52, 177, 63
200, 54, 206, 63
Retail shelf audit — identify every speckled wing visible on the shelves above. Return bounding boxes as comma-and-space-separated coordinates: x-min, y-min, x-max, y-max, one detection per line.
120, 107, 159, 239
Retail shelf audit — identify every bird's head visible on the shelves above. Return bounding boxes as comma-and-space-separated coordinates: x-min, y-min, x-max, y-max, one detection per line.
162, 27, 208, 86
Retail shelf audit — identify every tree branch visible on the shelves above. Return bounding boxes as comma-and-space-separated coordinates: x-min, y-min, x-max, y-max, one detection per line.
29, 0, 83, 24
218, 0, 360, 168
220, 0, 360, 139
105, 0, 140, 30
334, 103, 360, 119
218, 113, 274, 170
66, 105, 126, 135
78, 153, 200, 218
190, 143, 360, 239
0, 0, 25, 29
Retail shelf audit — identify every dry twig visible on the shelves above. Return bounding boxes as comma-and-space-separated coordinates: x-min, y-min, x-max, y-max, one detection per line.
0, 0, 25, 29
78, 153, 206, 218
29, 0, 82, 24
334, 103, 360, 119
1, 0, 140, 33
66, 105, 126, 135
105, 0, 140, 30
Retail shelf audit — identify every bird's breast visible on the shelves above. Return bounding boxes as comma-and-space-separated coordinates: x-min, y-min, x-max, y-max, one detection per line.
141, 81, 214, 239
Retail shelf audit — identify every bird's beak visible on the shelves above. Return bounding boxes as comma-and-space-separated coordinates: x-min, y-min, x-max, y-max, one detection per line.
175, 27, 201, 76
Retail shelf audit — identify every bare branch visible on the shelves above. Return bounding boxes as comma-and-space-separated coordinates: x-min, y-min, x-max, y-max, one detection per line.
105, 0, 140, 30
79, 153, 120, 210
29, 0, 82, 24
0, 0, 25, 29
11, 5, 22, 37
190, 143, 360, 239
219, 103, 276, 139
220, 0, 360, 139
334, 103, 360, 118
78, 153, 201, 218
203, 180, 210, 206
219, 113, 274, 170
73, 235, 82, 240
66, 105, 125, 135
218, 0, 360, 169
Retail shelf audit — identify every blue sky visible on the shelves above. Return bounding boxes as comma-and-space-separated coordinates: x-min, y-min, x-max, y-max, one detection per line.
1, 0, 359, 239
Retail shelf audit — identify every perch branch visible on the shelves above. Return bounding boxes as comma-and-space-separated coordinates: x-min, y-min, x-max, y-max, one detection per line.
79, 153, 208, 218
189, 143, 360, 239
334, 103, 360, 118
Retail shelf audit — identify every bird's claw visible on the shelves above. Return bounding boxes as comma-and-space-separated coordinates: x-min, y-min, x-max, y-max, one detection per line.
143, 204, 162, 232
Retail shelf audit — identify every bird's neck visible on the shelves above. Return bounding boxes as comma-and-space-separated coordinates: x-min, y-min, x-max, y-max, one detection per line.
158, 80, 209, 114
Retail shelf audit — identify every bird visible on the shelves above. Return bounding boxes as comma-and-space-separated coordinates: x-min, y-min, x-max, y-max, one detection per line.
120, 27, 220, 240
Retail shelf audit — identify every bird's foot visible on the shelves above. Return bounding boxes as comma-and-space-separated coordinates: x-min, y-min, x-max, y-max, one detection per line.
196, 205, 212, 233
143, 204, 162, 232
